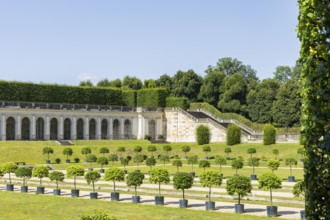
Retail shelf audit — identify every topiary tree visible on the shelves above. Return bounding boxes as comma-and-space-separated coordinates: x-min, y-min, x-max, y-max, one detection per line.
99, 147, 109, 157
247, 148, 256, 158
133, 154, 144, 168
133, 146, 143, 155
146, 157, 157, 171
86, 154, 97, 168
293, 180, 305, 199
214, 155, 226, 174
263, 124, 276, 145
32, 166, 49, 187
202, 145, 211, 158
231, 158, 244, 175
172, 159, 183, 172
187, 155, 198, 172
49, 171, 65, 189
147, 145, 157, 157
149, 168, 170, 196
1, 162, 18, 184
81, 147, 92, 159
267, 159, 280, 173
226, 175, 252, 205
227, 124, 241, 145
66, 165, 85, 190
248, 157, 260, 175
63, 147, 73, 161
198, 160, 210, 171
85, 171, 101, 193
173, 172, 194, 199
285, 158, 298, 177
15, 167, 32, 187
117, 146, 126, 158
196, 125, 210, 145
104, 167, 125, 193
258, 172, 282, 206
126, 171, 145, 196
199, 170, 222, 202
163, 145, 172, 156
108, 154, 118, 165
225, 147, 232, 159
42, 147, 54, 162
120, 158, 129, 169
97, 157, 109, 169
272, 149, 279, 159
159, 155, 170, 167
181, 145, 191, 158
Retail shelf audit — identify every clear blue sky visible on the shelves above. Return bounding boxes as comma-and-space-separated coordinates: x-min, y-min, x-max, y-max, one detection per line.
0, 0, 299, 85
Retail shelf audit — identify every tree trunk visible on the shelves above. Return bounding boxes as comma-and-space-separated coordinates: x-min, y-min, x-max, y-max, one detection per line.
113, 181, 116, 192
74, 177, 76, 189
40, 178, 42, 186
238, 194, 241, 204
182, 189, 185, 199
135, 186, 137, 196
159, 183, 161, 195
209, 186, 211, 201
270, 188, 273, 206
92, 182, 95, 193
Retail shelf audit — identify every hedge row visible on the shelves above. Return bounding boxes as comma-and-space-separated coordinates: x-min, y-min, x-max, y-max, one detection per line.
122, 90, 137, 107
166, 97, 189, 110
137, 88, 167, 107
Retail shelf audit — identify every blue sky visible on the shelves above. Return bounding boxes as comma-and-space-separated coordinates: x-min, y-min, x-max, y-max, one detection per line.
0, 1, 299, 85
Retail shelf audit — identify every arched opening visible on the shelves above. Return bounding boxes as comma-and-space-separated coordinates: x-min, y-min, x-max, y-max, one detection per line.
124, 119, 132, 139
148, 119, 156, 140
77, 118, 84, 140
101, 119, 108, 139
64, 118, 71, 140
21, 117, 30, 140
36, 118, 44, 140
89, 119, 96, 140
50, 118, 58, 140
6, 117, 15, 140
113, 119, 120, 140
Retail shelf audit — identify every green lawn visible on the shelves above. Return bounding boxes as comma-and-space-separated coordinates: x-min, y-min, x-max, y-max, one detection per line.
0, 191, 271, 220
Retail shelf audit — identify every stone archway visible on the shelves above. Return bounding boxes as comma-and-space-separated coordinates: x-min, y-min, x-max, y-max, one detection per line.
89, 119, 96, 140
148, 119, 156, 140
64, 118, 71, 140
101, 119, 108, 139
36, 117, 44, 140
21, 117, 30, 140
77, 118, 84, 140
50, 118, 58, 140
6, 117, 15, 140
124, 119, 132, 139
113, 119, 120, 140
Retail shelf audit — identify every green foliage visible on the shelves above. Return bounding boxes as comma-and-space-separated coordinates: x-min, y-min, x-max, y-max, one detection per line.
248, 157, 260, 174
63, 147, 73, 159
55, 158, 61, 164
32, 166, 49, 186
81, 147, 92, 158
104, 167, 125, 192
49, 171, 65, 189
202, 145, 211, 156
136, 88, 167, 107
122, 90, 137, 107
267, 159, 280, 173
117, 147, 126, 156
196, 125, 210, 145
99, 147, 109, 156
86, 154, 97, 167
181, 145, 191, 156
293, 181, 305, 199
166, 97, 189, 110
272, 149, 279, 159
42, 147, 54, 160
263, 124, 276, 145
15, 167, 32, 186
126, 171, 145, 195
147, 145, 157, 156
247, 148, 256, 157
66, 165, 85, 189
172, 159, 183, 172
122, 76, 143, 90
187, 155, 198, 172
0, 162, 18, 184
214, 156, 226, 173
285, 158, 298, 176
134, 146, 142, 154
199, 170, 222, 201
258, 172, 282, 206
226, 175, 252, 204
146, 157, 156, 170
198, 70, 224, 107
173, 172, 194, 199
226, 124, 241, 145
97, 157, 109, 168
85, 171, 101, 192
149, 168, 170, 195
231, 159, 244, 175
159, 155, 170, 166
108, 154, 118, 165
198, 160, 210, 170
297, 148, 305, 159
79, 210, 117, 220
224, 147, 232, 157
120, 158, 129, 168
133, 154, 144, 168
163, 145, 172, 155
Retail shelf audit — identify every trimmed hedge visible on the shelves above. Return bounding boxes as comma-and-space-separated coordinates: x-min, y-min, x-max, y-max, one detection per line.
122, 90, 137, 107
263, 124, 276, 145
166, 97, 189, 110
227, 124, 241, 145
196, 125, 210, 145
136, 88, 167, 107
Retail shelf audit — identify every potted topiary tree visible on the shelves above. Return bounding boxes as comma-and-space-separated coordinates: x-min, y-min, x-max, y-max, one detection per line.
203, 145, 211, 159
248, 157, 260, 180
117, 146, 126, 160
66, 165, 85, 197
187, 155, 198, 177
163, 145, 172, 156
42, 147, 54, 164
199, 170, 222, 210
99, 147, 109, 157
121, 158, 129, 174
159, 155, 170, 167
173, 172, 194, 208
172, 159, 183, 173
285, 158, 298, 182
147, 145, 157, 157
258, 172, 282, 217
81, 147, 92, 161
247, 148, 256, 158
15, 166, 32, 193
149, 168, 170, 205
86, 154, 97, 170
49, 171, 65, 196
225, 147, 232, 160
133, 146, 143, 155
133, 154, 144, 172
104, 167, 125, 201
267, 159, 280, 173
199, 160, 211, 171
214, 155, 226, 175
272, 149, 279, 159
126, 171, 145, 203
226, 175, 252, 213
297, 148, 305, 162
146, 157, 157, 172
63, 147, 73, 163
97, 157, 108, 173
231, 158, 244, 175
32, 165, 49, 194
1, 162, 18, 191
293, 181, 306, 220
181, 145, 191, 159
85, 170, 101, 199
108, 154, 118, 166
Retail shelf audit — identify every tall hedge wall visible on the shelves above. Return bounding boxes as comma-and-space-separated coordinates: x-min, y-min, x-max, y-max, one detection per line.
0, 81, 123, 105
166, 97, 189, 110
136, 88, 167, 107
122, 90, 137, 107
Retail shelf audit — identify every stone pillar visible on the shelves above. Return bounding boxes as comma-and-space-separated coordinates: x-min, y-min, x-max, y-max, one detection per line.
121, 117, 124, 139
1, 115, 6, 140
96, 117, 101, 140
137, 114, 143, 139
45, 116, 50, 140
108, 118, 113, 139
59, 116, 64, 140
16, 115, 21, 140
31, 115, 36, 140
72, 117, 77, 140
84, 117, 89, 140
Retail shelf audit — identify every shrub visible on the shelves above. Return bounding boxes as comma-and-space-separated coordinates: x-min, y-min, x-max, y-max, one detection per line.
63, 147, 73, 160
55, 158, 61, 164
247, 148, 256, 158
263, 124, 276, 145
199, 170, 222, 201
159, 155, 170, 166
133, 154, 144, 168
99, 147, 109, 156
86, 154, 97, 167
231, 159, 244, 175
134, 146, 143, 154
227, 124, 241, 145
85, 171, 101, 193
272, 149, 279, 159
104, 167, 125, 192
224, 147, 232, 158
120, 158, 129, 169
146, 157, 157, 171
187, 155, 198, 172
144, 134, 152, 140
15, 167, 32, 186
293, 181, 305, 199
42, 147, 54, 160
181, 145, 191, 157
78, 211, 117, 220
226, 175, 252, 204
136, 88, 167, 107
285, 158, 298, 176
66, 165, 85, 190
108, 154, 118, 165
81, 147, 92, 159
173, 172, 194, 199
1, 162, 18, 184
214, 156, 226, 173
163, 145, 172, 155
122, 90, 137, 107
117, 147, 126, 157
267, 159, 280, 173
202, 145, 211, 157
49, 171, 65, 189
196, 125, 210, 145
166, 97, 189, 110
32, 166, 49, 186
172, 160, 183, 172
248, 157, 260, 174
258, 172, 282, 206
198, 160, 211, 170
149, 168, 170, 195
74, 158, 80, 163
97, 157, 109, 168
126, 171, 145, 196
147, 145, 157, 157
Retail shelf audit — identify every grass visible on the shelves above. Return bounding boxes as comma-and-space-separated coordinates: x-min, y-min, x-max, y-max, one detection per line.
0, 191, 272, 220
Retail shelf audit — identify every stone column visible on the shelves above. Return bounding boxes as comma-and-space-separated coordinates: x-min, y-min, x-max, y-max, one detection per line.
96, 117, 101, 140
71, 117, 77, 140
31, 115, 36, 140
16, 115, 21, 140
120, 117, 124, 139
84, 117, 89, 140
137, 114, 143, 139
45, 116, 50, 140
108, 118, 113, 139
1, 115, 6, 140
59, 116, 64, 140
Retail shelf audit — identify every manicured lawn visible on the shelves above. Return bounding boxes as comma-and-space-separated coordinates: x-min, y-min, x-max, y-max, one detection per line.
0, 191, 270, 220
